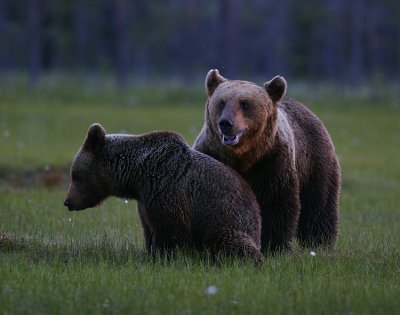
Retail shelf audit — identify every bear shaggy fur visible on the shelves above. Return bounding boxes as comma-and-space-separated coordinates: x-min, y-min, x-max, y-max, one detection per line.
194, 69, 341, 253
64, 123, 263, 261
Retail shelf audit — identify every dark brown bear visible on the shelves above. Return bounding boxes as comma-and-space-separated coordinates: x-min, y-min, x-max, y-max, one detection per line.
64, 123, 263, 261
194, 69, 341, 253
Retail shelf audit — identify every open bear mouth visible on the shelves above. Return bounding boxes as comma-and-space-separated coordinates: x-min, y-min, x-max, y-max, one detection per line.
220, 131, 244, 146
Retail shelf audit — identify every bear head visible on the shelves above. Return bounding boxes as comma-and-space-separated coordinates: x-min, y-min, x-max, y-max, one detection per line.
64, 123, 109, 211
205, 69, 286, 155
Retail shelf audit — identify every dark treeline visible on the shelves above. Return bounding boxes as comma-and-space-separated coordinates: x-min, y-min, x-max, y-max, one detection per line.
0, 0, 399, 87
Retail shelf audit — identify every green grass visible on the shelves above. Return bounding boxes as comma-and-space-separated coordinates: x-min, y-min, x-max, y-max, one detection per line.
0, 80, 399, 314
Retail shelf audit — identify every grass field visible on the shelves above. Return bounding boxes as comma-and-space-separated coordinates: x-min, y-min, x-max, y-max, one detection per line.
0, 78, 399, 314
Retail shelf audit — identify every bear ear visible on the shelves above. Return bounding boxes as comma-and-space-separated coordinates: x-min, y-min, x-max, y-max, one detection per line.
83, 123, 106, 153
264, 76, 287, 103
205, 69, 227, 97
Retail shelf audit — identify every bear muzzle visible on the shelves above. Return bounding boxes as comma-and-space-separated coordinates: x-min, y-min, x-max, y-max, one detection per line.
218, 119, 245, 146
63, 198, 82, 211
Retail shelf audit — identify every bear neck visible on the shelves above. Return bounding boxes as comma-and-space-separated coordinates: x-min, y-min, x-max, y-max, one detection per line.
102, 135, 151, 200
103, 133, 186, 203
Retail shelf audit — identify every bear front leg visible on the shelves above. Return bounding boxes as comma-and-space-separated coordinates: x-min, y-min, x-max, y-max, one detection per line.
137, 202, 153, 255
250, 162, 301, 254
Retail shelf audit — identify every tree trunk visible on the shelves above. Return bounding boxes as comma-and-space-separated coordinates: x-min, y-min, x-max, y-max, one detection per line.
216, 0, 241, 78
397, 4, 400, 81
115, 0, 130, 88
348, 0, 365, 86
0, 0, 9, 71
73, 1, 87, 71
321, 0, 343, 84
264, 1, 289, 78
366, 2, 386, 81
27, 0, 42, 86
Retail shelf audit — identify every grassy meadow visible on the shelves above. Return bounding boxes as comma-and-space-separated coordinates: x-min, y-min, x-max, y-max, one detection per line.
0, 77, 399, 314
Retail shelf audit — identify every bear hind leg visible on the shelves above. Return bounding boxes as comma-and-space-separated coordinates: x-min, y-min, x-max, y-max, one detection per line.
297, 175, 339, 249
213, 232, 264, 264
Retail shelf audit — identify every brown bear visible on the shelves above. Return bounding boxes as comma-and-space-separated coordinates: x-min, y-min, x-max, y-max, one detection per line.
64, 123, 263, 262
194, 69, 341, 253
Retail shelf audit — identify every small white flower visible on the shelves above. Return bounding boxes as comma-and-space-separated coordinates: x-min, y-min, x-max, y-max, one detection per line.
124, 199, 128, 204
68, 218, 72, 222
231, 300, 239, 305
309, 251, 316, 257
103, 299, 110, 308
2, 284, 13, 294
351, 138, 361, 146
17, 142, 25, 150
205, 285, 217, 295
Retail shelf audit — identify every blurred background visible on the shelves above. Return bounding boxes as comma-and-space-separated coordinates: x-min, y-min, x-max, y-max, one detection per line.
1, 0, 400, 87
1, 2, 400, 313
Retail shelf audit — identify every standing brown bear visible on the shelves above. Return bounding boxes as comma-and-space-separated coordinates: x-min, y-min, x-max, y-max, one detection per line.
194, 69, 341, 253
64, 123, 263, 262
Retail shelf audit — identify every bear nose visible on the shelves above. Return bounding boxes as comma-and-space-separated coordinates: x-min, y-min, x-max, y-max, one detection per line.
64, 199, 72, 208
218, 119, 233, 133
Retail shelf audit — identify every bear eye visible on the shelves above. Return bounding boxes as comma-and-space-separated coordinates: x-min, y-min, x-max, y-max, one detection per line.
240, 101, 250, 111
218, 101, 226, 110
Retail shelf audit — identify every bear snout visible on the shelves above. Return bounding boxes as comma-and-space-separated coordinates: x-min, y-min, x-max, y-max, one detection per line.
218, 119, 245, 146
63, 198, 76, 211
218, 118, 234, 134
